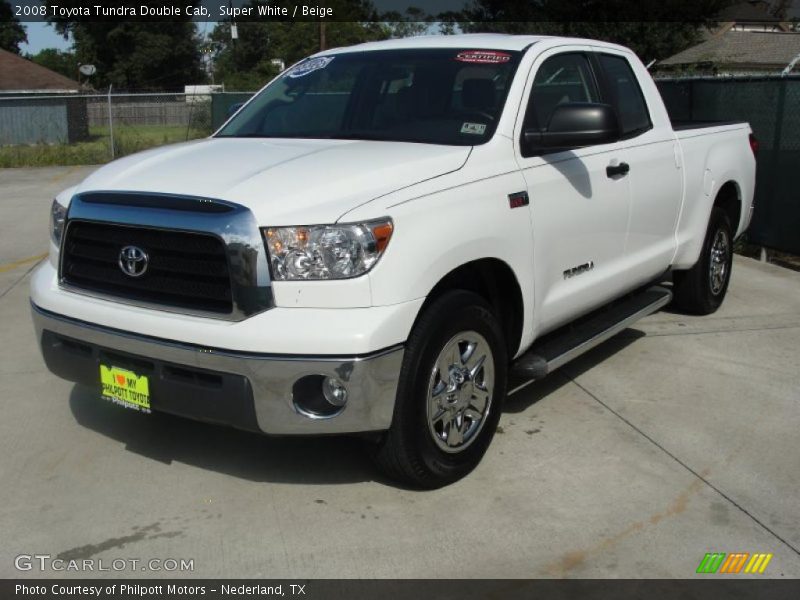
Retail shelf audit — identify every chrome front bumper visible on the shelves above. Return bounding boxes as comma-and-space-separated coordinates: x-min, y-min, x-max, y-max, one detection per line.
31, 302, 404, 435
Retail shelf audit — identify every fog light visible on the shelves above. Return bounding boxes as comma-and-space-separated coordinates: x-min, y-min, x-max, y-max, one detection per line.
292, 375, 347, 418
322, 377, 348, 407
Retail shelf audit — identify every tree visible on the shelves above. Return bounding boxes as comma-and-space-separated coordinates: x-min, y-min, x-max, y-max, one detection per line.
0, 0, 27, 54
437, 15, 462, 35
28, 48, 78, 80
209, 22, 276, 91
384, 7, 431, 39
209, 0, 391, 90
48, 2, 206, 91
460, 0, 738, 62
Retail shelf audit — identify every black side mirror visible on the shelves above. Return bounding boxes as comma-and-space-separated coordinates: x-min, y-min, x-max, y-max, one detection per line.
227, 102, 245, 118
523, 103, 619, 152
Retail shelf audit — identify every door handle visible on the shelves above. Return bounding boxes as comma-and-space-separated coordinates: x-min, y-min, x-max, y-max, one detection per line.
606, 162, 630, 178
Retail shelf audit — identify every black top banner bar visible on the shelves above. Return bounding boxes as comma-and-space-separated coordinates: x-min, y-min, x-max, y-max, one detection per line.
5, 0, 781, 23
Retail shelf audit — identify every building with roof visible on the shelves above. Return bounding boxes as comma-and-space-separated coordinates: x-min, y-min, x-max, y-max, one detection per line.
659, 30, 800, 74
0, 49, 88, 145
658, 1, 800, 75
0, 48, 81, 95
717, 0, 795, 32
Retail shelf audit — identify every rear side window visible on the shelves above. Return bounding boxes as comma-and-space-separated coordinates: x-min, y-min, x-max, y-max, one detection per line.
598, 54, 651, 137
524, 53, 600, 131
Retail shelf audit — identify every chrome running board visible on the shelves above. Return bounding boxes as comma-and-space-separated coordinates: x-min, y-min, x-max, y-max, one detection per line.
509, 285, 673, 395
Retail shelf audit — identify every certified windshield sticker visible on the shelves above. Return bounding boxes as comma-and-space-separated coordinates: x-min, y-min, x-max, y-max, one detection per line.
456, 50, 512, 64
461, 122, 487, 135
285, 56, 334, 78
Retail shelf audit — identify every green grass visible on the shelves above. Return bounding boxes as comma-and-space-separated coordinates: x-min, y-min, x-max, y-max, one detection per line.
0, 125, 211, 168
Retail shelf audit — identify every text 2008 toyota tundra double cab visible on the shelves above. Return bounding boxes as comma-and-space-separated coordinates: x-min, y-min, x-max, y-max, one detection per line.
31, 35, 756, 488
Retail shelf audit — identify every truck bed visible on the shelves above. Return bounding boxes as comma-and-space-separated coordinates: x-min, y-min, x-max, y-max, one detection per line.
671, 119, 748, 132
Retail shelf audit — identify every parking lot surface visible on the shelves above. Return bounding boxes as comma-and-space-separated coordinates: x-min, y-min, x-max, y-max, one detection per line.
1, 166, 799, 578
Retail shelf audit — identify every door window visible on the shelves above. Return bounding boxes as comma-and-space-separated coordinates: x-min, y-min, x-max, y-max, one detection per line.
523, 53, 600, 132
597, 54, 652, 138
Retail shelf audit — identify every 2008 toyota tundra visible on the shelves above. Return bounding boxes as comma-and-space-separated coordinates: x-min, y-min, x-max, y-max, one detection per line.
31, 34, 756, 488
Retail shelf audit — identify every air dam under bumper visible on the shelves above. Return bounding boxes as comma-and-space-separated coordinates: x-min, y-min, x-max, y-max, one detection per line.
31, 302, 404, 435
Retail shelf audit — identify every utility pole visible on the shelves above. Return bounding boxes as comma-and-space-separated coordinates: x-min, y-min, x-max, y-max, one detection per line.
318, 0, 327, 51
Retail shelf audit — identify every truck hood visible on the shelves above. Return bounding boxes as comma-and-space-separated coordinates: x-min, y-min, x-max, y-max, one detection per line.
75, 137, 471, 224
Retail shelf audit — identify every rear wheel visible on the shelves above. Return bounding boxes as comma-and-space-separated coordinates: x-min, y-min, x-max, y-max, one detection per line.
672, 207, 733, 315
371, 291, 507, 489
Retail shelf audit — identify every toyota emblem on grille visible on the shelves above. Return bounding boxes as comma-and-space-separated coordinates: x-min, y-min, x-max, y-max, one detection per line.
118, 245, 149, 277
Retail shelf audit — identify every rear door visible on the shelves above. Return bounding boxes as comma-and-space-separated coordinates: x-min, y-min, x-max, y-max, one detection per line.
592, 50, 683, 281
514, 47, 632, 335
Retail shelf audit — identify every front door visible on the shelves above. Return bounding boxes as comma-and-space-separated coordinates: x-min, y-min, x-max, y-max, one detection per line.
514, 49, 633, 336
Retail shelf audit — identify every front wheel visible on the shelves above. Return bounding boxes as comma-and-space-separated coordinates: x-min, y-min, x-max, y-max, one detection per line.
371, 291, 507, 489
672, 206, 734, 315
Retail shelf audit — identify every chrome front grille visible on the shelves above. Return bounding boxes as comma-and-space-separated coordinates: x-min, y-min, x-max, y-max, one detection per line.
59, 192, 273, 320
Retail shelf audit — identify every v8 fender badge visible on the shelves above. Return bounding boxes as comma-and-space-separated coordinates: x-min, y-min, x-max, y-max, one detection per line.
455, 50, 512, 64
508, 191, 529, 209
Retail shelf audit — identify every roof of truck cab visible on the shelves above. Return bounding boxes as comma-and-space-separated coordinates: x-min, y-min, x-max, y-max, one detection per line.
318, 33, 630, 56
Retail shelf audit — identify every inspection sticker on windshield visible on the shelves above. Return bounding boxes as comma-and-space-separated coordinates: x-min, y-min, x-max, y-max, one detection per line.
461, 122, 487, 135
285, 56, 334, 78
455, 50, 512, 64
100, 365, 151, 413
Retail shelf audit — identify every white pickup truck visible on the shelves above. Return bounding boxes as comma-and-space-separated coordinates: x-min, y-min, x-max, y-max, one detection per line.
31, 34, 756, 488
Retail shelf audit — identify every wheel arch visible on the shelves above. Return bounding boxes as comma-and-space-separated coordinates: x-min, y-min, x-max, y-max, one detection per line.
714, 180, 742, 237
673, 175, 747, 270
411, 258, 525, 360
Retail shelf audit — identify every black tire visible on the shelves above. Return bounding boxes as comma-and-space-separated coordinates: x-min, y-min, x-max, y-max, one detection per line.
672, 206, 734, 315
371, 290, 508, 489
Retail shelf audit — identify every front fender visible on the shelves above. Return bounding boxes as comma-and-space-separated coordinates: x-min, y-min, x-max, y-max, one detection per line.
364, 170, 536, 354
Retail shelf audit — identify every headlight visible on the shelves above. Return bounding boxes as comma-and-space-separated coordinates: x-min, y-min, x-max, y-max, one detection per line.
50, 199, 67, 246
263, 219, 393, 280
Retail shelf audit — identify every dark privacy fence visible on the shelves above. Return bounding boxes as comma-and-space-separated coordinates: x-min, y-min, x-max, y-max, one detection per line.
211, 93, 255, 131
656, 75, 800, 255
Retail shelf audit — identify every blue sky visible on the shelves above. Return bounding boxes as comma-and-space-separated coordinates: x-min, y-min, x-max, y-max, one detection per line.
20, 22, 71, 54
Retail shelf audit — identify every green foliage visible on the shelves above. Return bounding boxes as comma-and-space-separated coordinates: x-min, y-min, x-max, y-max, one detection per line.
28, 48, 78, 81
383, 7, 432, 39
0, 124, 210, 168
47, 2, 206, 91
460, 0, 739, 61
210, 0, 391, 90
0, 0, 27, 54
437, 18, 461, 36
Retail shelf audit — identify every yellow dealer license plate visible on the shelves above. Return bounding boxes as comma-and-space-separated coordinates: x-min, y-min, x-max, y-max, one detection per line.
100, 365, 151, 413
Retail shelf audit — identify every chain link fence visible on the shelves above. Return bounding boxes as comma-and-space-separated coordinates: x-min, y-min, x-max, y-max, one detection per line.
655, 74, 800, 255
0, 92, 217, 167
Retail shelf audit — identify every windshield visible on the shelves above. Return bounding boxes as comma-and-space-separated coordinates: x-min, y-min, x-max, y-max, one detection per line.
215, 48, 522, 146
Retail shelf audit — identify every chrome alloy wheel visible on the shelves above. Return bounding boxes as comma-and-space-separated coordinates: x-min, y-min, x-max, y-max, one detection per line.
709, 228, 730, 296
427, 331, 495, 453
